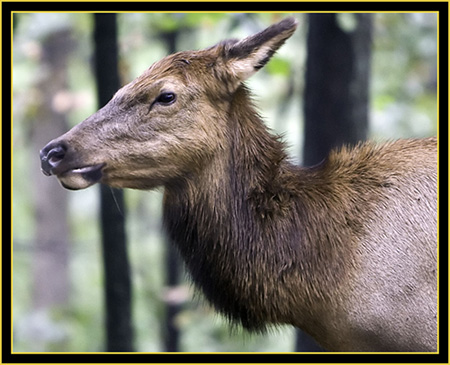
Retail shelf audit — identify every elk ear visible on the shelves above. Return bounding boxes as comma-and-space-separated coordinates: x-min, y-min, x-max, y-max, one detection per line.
222, 17, 298, 83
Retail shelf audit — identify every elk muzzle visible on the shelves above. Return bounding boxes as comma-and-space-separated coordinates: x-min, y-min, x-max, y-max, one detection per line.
40, 140, 105, 190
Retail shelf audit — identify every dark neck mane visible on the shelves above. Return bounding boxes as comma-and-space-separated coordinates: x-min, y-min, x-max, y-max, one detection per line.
163, 86, 349, 331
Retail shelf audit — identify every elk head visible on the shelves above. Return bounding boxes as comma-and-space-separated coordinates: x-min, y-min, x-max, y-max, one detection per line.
40, 18, 298, 190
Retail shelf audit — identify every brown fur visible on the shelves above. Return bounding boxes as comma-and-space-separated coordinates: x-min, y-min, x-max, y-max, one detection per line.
40, 18, 437, 351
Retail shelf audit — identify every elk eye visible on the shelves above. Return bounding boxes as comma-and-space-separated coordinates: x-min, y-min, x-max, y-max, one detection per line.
156, 92, 176, 105
147, 92, 177, 113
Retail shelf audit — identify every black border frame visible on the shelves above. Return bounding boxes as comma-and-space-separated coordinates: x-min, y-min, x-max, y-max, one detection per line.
3, 1, 448, 364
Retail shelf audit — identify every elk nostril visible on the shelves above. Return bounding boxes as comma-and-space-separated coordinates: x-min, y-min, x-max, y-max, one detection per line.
47, 146, 66, 164
40, 143, 67, 175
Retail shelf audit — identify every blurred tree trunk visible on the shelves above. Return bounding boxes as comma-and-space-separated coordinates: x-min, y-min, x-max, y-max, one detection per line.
94, 13, 134, 352
30, 29, 72, 315
297, 13, 372, 352
303, 13, 372, 166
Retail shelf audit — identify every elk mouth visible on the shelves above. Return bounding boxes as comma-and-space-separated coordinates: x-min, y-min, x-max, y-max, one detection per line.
56, 163, 106, 190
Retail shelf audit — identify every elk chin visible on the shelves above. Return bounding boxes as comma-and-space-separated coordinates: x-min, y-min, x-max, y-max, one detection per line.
57, 164, 105, 190
100, 165, 183, 190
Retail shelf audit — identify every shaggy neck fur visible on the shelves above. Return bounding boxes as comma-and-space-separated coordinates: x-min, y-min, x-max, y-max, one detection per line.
163, 86, 356, 332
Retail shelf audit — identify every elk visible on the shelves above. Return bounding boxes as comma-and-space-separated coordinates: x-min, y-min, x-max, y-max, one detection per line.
40, 17, 437, 352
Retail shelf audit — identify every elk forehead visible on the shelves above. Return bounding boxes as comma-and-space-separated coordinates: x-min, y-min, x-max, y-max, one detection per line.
113, 51, 220, 105
113, 57, 187, 103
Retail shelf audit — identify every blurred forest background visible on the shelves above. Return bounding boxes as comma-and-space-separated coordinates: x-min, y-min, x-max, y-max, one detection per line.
12, 12, 437, 352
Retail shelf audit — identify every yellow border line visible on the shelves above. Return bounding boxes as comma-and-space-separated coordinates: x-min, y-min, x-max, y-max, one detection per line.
9, 9, 442, 359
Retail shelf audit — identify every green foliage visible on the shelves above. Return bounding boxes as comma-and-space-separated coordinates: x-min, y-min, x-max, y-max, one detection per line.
266, 56, 291, 76
371, 13, 437, 138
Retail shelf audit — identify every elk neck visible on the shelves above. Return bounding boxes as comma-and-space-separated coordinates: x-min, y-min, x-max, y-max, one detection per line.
162, 86, 355, 331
